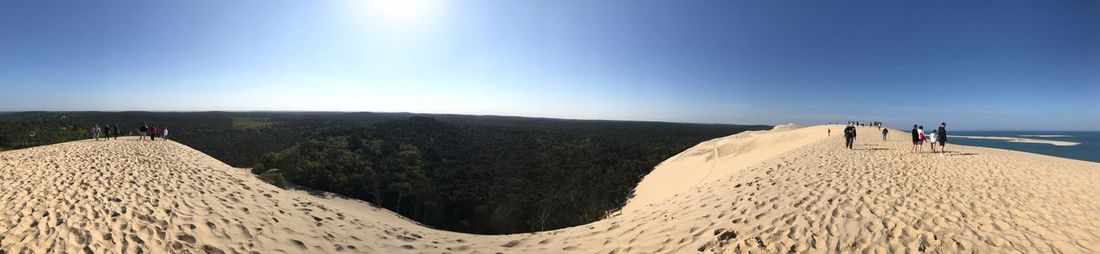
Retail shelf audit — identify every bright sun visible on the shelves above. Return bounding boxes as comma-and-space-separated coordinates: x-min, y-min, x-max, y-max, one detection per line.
363, 0, 442, 29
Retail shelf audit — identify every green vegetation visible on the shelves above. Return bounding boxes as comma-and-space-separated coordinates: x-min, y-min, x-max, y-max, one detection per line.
231, 116, 276, 130
0, 111, 769, 234
257, 171, 289, 189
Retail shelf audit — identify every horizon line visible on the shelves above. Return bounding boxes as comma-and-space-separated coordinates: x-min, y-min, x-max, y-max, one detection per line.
0, 110, 774, 127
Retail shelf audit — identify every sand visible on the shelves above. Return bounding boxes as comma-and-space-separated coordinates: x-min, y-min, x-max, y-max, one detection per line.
622, 124, 827, 214
951, 135, 1080, 146
2, 126, 1100, 253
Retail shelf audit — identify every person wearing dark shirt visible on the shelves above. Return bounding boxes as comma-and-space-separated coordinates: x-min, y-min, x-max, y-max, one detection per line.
937, 122, 947, 153
844, 125, 857, 149
910, 125, 919, 153
882, 128, 889, 141
139, 124, 148, 140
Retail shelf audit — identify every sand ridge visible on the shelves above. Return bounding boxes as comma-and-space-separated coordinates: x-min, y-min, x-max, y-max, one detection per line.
2, 126, 1100, 253
622, 124, 828, 214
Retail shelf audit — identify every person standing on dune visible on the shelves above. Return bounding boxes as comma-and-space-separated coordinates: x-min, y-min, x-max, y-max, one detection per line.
882, 128, 888, 141
918, 126, 925, 152
150, 125, 157, 141
139, 123, 148, 140
844, 124, 856, 149
929, 130, 938, 153
162, 128, 168, 140
911, 125, 919, 153
103, 125, 111, 140
938, 122, 947, 154
93, 124, 101, 141
113, 124, 120, 140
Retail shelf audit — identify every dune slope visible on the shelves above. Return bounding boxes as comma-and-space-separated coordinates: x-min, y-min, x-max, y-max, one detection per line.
622, 124, 828, 214
2, 126, 1100, 253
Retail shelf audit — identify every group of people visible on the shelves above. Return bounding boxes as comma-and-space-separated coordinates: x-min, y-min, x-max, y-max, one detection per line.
832, 121, 948, 154
830, 121, 884, 128
91, 124, 121, 141
90, 123, 169, 141
138, 123, 168, 141
911, 123, 947, 154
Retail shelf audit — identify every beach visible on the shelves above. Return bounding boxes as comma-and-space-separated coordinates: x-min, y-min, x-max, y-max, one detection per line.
2, 125, 1100, 253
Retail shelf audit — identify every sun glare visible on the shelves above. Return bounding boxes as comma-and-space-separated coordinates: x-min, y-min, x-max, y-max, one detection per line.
360, 0, 443, 30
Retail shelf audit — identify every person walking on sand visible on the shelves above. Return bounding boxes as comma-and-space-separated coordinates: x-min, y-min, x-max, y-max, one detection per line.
828, 128, 831, 137
844, 124, 856, 149
911, 125, 919, 153
113, 124, 120, 140
139, 123, 148, 140
104, 125, 112, 140
93, 124, 101, 141
150, 125, 158, 141
162, 127, 168, 140
938, 122, 948, 154
917, 126, 926, 152
882, 128, 889, 141
929, 130, 938, 153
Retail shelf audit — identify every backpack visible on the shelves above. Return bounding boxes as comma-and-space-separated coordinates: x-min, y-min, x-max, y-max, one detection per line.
919, 132, 925, 140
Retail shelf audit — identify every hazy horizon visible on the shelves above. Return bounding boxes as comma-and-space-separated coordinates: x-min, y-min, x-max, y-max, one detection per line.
2, 0, 1097, 130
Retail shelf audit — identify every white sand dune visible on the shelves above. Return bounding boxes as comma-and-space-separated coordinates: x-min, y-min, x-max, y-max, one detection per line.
3, 126, 1100, 253
622, 124, 827, 214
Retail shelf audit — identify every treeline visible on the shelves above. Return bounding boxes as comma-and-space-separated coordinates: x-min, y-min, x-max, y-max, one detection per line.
0, 111, 769, 234
0, 112, 311, 166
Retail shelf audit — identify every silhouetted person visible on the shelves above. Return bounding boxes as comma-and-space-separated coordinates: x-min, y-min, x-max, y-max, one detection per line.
882, 128, 888, 141
938, 122, 947, 154
844, 125, 856, 149
910, 125, 919, 153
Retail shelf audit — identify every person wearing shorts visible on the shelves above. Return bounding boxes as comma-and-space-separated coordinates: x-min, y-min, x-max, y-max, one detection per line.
929, 130, 938, 152
140, 124, 148, 140
917, 126, 926, 151
911, 125, 919, 153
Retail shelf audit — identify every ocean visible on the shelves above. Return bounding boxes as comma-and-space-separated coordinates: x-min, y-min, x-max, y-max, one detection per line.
947, 131, 1100, 163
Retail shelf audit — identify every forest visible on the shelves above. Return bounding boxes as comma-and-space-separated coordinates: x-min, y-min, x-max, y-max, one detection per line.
0, 111, 769, 234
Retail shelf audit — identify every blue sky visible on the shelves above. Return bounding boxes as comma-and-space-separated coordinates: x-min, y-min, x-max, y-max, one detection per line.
1, 0, 1097, 130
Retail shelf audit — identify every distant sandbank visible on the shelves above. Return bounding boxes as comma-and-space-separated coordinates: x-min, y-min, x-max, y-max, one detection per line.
951, 135, 1080, 146
1018, 134, 1073, 138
